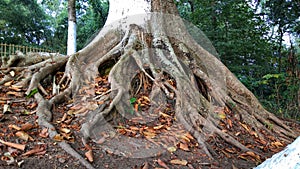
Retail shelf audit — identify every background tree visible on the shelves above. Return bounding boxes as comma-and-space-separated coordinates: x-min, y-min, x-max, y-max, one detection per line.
67, 0, 77, 55
39, 0, 109, 53
256, 0, 300, 119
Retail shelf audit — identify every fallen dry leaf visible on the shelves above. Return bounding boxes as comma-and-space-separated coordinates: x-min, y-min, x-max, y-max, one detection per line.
179, 143, 190, 151
170, 159, 188, 166
9, 71, 15, 77
250, 131, 258, 138
60, 128, 71, 134
238, 154, 248, 160
4, 80, 13, 86
10, 85, 22, 91
153, 125, 164, 130
184, 133, 194, 140
256, 138, 267, 145
39, 128, 49, 138
6, 91, 23, 97
129, 126, 139, 131
238, 151, 261, 161
224, 106, 230, 113
221, 150, 232, 158
225, 148, 236, 153
143, 131, 156, 138
96, 137, 106, 144
0, 139, 25, 151
57, 113, 68, 123
246, 151, 261, 161
53, 134, 64, 142
180, 135, 191, 142
271, 141, 284, 148
22, 145, 46, 156
27, 102, 38, 109
85, 150, 93, 162
21, 123, 34, 131
159, 111, 170, 118
167, 146, 177, 153
142, 96, 150, 102
134, 104, 139, 112
235, 132, 241, 136
61, 133, 74, 141
8, 124, 21, 131
3, 104, 12, 114
239, 122, 250, 131
15, 131, 34, 141
227, 118, 233, 128
218, 112, 226, 119
9, 86, 22, 92
157, 159, 169, 169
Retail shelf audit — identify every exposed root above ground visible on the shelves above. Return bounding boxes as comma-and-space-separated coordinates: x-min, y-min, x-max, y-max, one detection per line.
1, 18, 298, 169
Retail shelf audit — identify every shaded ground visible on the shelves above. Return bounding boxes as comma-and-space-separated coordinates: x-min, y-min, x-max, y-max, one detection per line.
0, 70, 299, 169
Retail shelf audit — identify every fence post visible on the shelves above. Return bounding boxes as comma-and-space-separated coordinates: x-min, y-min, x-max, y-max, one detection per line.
4, 43, 7, 57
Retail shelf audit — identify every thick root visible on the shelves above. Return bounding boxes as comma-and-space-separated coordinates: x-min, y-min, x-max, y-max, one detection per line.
2, 15, 298, 168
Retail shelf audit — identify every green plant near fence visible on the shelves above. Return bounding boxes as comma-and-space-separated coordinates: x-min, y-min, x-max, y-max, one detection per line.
0, 43, 55, 58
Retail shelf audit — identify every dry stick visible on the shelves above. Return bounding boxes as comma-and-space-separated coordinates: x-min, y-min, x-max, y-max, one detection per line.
0, 139, 26, 151
38, 83, 49, 96
94, 89, 111, 100
134, 73, 144, 96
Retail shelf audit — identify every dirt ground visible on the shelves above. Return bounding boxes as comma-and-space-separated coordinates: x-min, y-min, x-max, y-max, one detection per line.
0, 72, 299, 169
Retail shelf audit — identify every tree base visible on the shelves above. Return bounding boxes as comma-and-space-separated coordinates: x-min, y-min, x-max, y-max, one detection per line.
1, 15, 298, 168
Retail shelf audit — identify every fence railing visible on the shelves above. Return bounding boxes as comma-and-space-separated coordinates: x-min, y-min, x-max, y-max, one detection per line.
0, 43, 56, 58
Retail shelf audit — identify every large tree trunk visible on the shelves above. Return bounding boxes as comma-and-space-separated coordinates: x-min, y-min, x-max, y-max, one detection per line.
1, 0, 298, 168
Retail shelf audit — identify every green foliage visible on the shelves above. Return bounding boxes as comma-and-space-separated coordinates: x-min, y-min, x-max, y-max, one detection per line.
264, 121, 274, 130
26, 88, 38, 98
177, 0, 299, 120
129, 98, 137, 105
0, 0, 51, 45
178, 0, 273, 79
76, 0, 108, 49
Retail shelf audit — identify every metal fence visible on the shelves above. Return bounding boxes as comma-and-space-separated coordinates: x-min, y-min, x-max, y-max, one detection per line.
0, 43, 55, 58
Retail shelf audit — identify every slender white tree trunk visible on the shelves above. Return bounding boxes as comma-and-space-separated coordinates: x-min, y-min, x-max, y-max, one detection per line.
105, 0, 151, 26
67, 0, 76, 55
